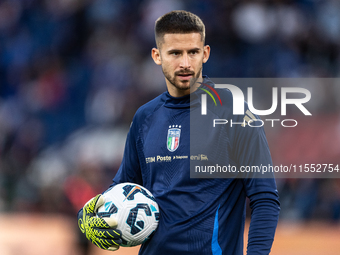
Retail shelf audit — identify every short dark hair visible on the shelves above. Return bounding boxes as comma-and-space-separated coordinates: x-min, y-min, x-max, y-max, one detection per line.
155, 10, 205, 47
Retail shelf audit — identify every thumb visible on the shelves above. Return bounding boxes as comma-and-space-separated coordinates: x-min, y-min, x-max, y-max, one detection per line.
84, 194, 105, 214
94, 195, 106, 212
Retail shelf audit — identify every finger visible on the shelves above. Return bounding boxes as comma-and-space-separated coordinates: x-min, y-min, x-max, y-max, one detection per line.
102, 217, 118, 228
107, 229, 122, 242
93, 236, 122, 248
94, 239, 114, 250
90, 217, 116, 229
93, 228, 122, 240
106, 237, 123, 246
107, 245, 120, 251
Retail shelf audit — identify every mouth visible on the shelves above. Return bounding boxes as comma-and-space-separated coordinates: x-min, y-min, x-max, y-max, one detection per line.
177, 73, 194, 81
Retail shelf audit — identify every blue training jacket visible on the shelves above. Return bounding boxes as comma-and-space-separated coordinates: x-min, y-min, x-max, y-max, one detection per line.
112, 77, 280, 255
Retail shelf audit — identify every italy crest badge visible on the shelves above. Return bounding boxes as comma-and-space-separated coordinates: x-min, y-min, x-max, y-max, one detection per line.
167, 125, 181, 152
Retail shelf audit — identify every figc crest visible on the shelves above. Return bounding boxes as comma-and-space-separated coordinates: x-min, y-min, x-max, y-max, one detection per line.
167, 125, 181, 152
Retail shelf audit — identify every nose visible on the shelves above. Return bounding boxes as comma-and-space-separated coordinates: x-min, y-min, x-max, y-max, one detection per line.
180, 53, 190, 69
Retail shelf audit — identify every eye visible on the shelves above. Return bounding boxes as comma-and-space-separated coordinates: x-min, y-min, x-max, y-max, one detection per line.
189, 50, 199, 55
171, 51, 180, 56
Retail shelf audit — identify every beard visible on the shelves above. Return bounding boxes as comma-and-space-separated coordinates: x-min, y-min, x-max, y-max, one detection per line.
162, 67, 202, 92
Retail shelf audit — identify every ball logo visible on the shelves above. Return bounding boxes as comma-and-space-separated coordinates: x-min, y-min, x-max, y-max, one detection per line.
123, 184, 156, 202
123, 186, 142, 201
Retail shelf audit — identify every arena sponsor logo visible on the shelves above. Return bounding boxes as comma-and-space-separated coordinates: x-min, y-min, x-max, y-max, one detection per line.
200, 83, 312, 127
190, 154, 209, 161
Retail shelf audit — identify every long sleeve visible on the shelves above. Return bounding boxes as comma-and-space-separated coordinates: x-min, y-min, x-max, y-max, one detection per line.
234, 104, 280, 254
246, 190, 280, 255
112, 117, 143, 186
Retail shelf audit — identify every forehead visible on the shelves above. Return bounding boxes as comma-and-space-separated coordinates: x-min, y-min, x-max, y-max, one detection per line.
160, 33, 204, 50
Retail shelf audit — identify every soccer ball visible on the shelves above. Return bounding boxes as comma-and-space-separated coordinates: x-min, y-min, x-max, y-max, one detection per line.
97, 183, 160, 247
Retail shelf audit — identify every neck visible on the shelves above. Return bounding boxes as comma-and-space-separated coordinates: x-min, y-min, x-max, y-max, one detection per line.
166, 76, 203, 98
167, 86, 191, 97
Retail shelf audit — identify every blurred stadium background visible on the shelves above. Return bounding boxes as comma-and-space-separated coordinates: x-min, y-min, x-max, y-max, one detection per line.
0, 0, 340, 254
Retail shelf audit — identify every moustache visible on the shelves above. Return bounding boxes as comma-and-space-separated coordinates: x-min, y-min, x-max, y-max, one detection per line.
175, 70, 195, 76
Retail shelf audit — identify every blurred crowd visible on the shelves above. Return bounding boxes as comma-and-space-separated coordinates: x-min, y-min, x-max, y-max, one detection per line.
1, 0, 340, 225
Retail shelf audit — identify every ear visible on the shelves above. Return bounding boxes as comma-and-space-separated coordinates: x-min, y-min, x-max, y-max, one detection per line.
203, 45, 210, 64
151, 48, 162, 65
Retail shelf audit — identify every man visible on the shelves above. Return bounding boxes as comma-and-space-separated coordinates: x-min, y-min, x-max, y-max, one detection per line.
78, 10, 280, 255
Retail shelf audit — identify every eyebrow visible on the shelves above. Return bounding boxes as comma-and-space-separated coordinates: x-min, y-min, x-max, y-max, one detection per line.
167, 47, 201, 53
